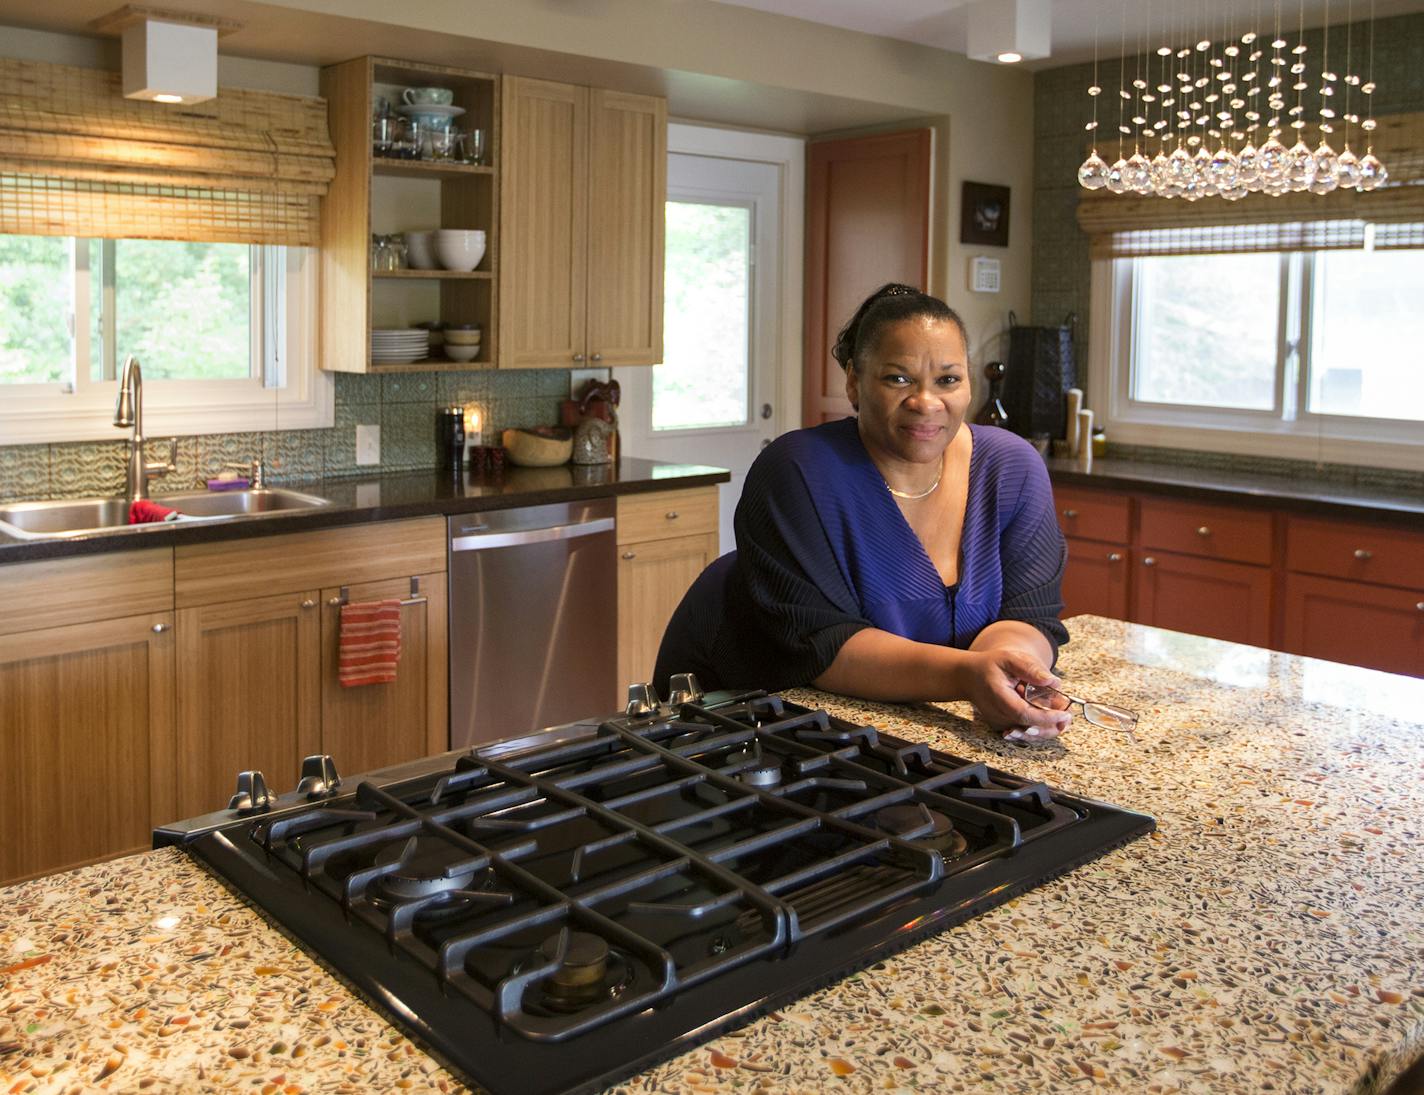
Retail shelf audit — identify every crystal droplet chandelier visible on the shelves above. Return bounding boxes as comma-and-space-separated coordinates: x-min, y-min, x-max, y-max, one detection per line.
1078, 0, 1389, 199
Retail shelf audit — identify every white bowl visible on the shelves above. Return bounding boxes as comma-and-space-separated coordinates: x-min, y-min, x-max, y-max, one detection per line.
443, 331, 483, 345
433, 230, 486, 272
403, 230, 435, 270
444, 344, 481, 363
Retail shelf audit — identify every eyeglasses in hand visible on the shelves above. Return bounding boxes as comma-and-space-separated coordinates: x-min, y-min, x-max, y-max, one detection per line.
1022, 683, 1139, 741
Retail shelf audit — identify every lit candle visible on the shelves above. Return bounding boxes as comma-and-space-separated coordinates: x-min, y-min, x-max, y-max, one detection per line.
464, 404, 482, 447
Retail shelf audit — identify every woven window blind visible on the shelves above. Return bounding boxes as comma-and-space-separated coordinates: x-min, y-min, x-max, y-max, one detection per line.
0, 56, 335, 246
1079, 110, 1424, 258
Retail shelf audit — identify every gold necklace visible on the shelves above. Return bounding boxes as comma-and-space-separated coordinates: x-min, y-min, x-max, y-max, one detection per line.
886, 467, 942, 501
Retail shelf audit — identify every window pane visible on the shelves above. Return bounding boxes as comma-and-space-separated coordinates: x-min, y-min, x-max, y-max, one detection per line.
0, 235, 72, 384
1134, 253, 1279, 410
1308, 248, 1424, 421
654, 202, 751, 431
108, 240, 251, 380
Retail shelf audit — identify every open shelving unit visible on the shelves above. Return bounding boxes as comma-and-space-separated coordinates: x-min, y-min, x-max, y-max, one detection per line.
319, 56, 500, 373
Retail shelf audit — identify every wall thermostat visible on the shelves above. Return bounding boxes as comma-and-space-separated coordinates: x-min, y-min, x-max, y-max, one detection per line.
970, 256, 1001, 293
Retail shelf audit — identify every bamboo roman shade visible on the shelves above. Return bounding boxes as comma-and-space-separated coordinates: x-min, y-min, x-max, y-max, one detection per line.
0, 56, 335, 246
1080, 111, 1424, 259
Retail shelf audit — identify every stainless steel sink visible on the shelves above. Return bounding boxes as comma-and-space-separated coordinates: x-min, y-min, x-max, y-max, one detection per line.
0, 489, 330, 540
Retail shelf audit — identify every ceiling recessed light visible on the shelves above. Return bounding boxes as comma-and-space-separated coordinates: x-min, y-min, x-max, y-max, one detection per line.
998, 52, 1023, 63
966, 0, 1051, 63
153, 93, 184, 103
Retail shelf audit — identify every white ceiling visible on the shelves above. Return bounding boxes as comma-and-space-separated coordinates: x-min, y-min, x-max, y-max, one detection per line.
710, 0, 1424, 69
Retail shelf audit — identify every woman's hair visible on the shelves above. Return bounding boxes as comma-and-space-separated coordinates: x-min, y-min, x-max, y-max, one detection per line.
831, 283, 968, 373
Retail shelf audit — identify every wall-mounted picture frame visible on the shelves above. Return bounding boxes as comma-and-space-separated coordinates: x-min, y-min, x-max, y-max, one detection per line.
960, 181, 1011, 248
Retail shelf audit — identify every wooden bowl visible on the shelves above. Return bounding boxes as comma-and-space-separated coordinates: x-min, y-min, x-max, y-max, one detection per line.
502, 427, 573, 467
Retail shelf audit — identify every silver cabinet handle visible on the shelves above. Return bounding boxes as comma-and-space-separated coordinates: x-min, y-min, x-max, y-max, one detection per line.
1415, 601, 1424, 612
1196, 526, 1211, 536
1143, 556, 1156, 566
665, 511, 679, 520
452, 517, 615, 552
1063, 508, 1079, 518
1354, 548, 1373, 560
622, 551, 636, 560
1107, 552, 1122, 562
152, 623, 168, 633
591, 353, 602, 362
573, 353, 585, 362
301, 599, 315, 609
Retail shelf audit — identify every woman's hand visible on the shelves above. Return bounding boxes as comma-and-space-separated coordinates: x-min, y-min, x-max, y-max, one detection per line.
953, 648, 1071, 739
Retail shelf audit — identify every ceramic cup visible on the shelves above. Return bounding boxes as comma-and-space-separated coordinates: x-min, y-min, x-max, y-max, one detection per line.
403, 230, 436, 270
402, 86, 454, 106
433, 229, 486, 272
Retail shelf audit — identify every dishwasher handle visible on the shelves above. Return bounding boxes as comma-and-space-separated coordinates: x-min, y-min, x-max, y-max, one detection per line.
451, 517, 615, 553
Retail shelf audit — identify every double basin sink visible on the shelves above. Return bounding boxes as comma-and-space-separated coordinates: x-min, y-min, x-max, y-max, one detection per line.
0, 488, 330, 541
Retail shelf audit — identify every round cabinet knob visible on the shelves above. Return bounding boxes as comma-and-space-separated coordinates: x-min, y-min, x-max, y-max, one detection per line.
152, 623, 168, 633
301, 599, 316, 609
1196, 526, 1211, 536
665, 511, 679, 520
1143, 556, 1157, 567
1107, 552, 1123, 562
621, 551, 636, 561
1063, 509, 1079, 518
1354, 548, 1373, 560
1416, 601, 1424, 612
573, 353, 585, 363
591, 353, 602, 362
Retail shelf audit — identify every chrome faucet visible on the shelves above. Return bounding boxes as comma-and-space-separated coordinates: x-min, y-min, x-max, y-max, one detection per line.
113, 355, 175, 503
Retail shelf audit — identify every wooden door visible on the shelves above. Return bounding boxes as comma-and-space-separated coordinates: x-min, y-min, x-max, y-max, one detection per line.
1282, 573, 1424, 677
321, 572, 449, 774
617, 532, 719, 700
1133, 551, 1272, 647
587, 88, 667, 366
1062, 537, 1130, 621
175, 592, 320, 819
803, 129, 931, 425
0, 614, 175, 884
499, 76, 588, 369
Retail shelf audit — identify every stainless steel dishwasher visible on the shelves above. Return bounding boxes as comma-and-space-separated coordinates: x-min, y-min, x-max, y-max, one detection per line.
448, 499, 617, 748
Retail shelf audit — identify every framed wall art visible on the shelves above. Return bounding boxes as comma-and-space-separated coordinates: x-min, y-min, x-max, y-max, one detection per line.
960, 181, 1011, 247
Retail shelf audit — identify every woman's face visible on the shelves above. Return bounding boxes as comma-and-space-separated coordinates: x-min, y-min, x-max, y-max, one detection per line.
845, 316, 970, 465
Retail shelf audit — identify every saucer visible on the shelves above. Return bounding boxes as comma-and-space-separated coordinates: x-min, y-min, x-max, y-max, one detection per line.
395, 104, 465, 120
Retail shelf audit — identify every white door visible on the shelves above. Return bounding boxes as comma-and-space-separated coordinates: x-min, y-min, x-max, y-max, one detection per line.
615, 127, 803, 554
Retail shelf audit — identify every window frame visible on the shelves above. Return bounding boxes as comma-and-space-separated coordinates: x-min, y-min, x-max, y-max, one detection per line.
1090, 249, 1424, 471
0, 240, 331, 445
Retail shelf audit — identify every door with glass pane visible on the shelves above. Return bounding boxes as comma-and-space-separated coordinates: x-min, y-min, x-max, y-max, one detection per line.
615, 151, 782, 553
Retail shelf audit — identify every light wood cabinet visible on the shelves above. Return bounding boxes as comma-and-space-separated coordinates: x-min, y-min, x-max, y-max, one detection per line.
499, 76, 666, 370
0, 613, 175, 885
320, 56, 500, 373
616, 487, 719, 695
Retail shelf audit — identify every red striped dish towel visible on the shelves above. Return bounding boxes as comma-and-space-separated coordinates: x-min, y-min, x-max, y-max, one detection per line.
339, 599, 402, 687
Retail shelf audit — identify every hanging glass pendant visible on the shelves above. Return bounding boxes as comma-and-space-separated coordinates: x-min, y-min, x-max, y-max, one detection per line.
1106, 157, 1130, 193
1220, 182, 1249, 201
1149, 150, 1171, 195
1357, 152, 1388, 190
1124, 152, 1154, 193
1078, 150, 1111, 190
1336, 147, 1362, 189
1163, 146, 1193, 198
1193, 147, 1218, 196
1257, 136, 1289, 185
1285, 140, 1316, 190
1237, 142, 1262, 190
1209, 145, 1241, 190
1310, 142, 1339, 194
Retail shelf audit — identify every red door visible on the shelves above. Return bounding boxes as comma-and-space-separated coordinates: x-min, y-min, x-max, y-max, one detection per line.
1062, 536, 1130, 620
1133, 551, 1272, 647
803, 130, 931, 426
1282, 573, 1424, 677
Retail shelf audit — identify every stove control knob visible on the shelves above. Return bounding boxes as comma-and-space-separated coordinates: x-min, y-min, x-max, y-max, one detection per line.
228, 770, 272, 815
626, 682, 661, 717
297, 754, 342, 800
667, 672, 704, 707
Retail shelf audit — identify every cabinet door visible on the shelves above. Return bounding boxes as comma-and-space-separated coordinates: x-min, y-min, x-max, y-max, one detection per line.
0, 614, 175, 884
1062, 537, 1129, 621
175, 592, 321, 819
321, 572, 448, 774
499, 76, 588, 369
617, 532, 719, 701
587, 89, 667, 366
1283, 573, 1424, 677
1132, 551, 1272, 647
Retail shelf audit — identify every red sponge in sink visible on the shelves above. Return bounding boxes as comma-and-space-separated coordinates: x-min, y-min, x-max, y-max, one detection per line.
129, 499, 176, 524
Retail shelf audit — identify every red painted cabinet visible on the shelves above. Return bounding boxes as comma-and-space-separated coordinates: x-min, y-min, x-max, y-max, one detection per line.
1132, 550, 1272, 647
1062, 537, 1130, 620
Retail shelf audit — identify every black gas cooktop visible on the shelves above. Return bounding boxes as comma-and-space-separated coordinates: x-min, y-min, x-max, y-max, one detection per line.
155, 686, 1154, 1095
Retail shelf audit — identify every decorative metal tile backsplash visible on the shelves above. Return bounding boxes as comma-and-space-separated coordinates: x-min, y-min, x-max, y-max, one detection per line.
0, 368, 568, 501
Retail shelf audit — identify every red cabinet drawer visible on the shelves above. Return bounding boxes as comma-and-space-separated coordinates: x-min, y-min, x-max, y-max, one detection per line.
1054, 487, 1131, 544
1282, 573, 1424, 677
1285, 516, 1424, 591
1138, 497, 1272, 565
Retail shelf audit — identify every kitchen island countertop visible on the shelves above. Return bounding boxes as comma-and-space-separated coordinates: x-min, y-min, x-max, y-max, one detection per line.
3, 615, 1422, 1094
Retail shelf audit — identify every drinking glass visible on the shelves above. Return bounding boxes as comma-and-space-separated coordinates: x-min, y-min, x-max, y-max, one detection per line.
429, 126, 459, 162
459, 127, 486, 165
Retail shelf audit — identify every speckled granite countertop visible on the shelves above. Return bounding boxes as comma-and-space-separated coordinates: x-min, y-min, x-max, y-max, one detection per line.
0, 457, 730, 563
4, 616, 1422, 1094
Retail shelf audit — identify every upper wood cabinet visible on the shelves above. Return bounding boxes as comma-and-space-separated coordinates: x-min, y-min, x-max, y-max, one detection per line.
320, 57, 501, 373
499, 77, 666, 370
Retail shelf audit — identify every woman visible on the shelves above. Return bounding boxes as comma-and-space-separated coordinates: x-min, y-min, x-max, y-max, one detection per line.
655, 284, 1072, 739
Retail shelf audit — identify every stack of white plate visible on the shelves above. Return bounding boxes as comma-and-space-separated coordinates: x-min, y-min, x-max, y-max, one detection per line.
371, 328, 430, 365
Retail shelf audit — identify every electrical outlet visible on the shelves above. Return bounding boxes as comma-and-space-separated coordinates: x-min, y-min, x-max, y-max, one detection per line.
355, 424, 380, 466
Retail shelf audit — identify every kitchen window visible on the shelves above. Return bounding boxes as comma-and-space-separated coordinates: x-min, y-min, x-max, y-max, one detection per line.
0, 234, 330, 444
1089, 229, 1424, 469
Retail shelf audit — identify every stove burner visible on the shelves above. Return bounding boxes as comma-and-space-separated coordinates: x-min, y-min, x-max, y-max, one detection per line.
522, 931, 635, 1014
372, 836, 481, 903
739, 761, 783, 789
875, 803, 969, 860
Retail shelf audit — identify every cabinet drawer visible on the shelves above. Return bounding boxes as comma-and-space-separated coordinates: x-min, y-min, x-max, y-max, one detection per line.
1285, 516, 1424, 591
175, 517, 446, 607
1053, 487, 1131, 544
1138, 497, 1272, 565
617, 487, 718, 546
2, 548, 173, 637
